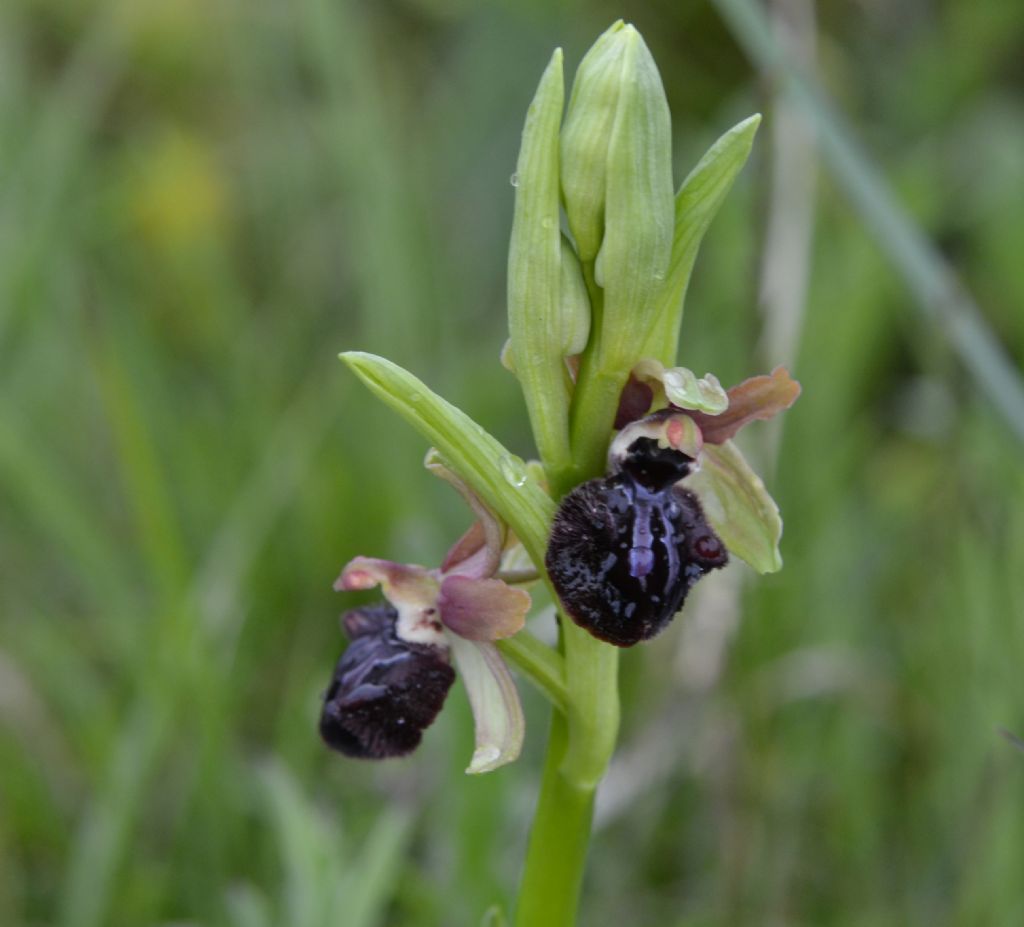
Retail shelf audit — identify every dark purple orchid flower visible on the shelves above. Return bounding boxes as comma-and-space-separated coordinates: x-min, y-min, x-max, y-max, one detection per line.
547, 428, 727, 646
321, 451, 531, 772
547, 365, 800, 647
320, 604, 456, 758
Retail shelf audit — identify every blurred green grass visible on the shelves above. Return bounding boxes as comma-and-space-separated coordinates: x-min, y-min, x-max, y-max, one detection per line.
1, 1, 1023, 925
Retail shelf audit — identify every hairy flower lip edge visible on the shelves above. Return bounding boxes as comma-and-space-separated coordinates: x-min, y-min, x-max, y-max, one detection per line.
544, 466, 728, 648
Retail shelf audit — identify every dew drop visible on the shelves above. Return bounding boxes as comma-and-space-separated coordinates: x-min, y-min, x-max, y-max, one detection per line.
541, 217, 556, 230
509, 173, 519, 187
498, 454, 528, 487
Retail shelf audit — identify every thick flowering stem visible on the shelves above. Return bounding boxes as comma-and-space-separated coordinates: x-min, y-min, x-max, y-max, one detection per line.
514, 714, 598, 927
515, 409, 622, 925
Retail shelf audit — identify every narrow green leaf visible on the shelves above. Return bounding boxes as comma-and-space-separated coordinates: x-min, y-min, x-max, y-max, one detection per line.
644, 114, 761, 364
687, 439, 783, 574
341, 352, 555, 566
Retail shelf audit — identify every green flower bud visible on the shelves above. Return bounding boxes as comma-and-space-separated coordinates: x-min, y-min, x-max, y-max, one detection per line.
558, 234, 591, 356
561, 21, 673, 332
507, 49, 577, 483
560, 22, 629, 264
560, 21, 675, 481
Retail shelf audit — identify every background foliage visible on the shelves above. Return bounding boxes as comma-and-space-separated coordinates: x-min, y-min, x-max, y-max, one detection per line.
2, 1, 1023, 925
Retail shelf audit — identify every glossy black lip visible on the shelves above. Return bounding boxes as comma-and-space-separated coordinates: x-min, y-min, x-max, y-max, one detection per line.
545, 438, 728, 647
320, 604, 456, 759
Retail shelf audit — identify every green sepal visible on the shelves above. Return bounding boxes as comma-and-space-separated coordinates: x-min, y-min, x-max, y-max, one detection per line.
644, 114, 761, 364
687, 439, 783, 574
340, 352, 554, 566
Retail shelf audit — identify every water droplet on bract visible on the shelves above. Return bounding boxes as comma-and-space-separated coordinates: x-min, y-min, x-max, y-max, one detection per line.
509, 173, 519, 187
498, 454, 528, 487
652, 269, 665, 281
541, 217, 556, 230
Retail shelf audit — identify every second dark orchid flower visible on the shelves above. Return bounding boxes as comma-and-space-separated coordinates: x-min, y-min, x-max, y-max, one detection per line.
322, 452, 532, 773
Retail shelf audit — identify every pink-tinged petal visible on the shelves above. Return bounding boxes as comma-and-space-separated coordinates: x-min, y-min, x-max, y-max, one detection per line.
335, 556, 444, 646
690, 367, 801, 444
441, 520, 490, 577
608, 410, 704, 470
335, 556, 432, 593
438, 575, 530, 641
446, 635, 525, 774
425, 449, 506, 579
687, 440, 783, 573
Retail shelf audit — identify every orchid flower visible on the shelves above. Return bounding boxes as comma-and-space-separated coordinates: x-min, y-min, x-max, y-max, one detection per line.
322, 451, 531, 774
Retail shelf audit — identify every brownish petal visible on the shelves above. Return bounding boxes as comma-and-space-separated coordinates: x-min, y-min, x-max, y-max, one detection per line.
441, 520, 489, 575
690, 366, 801, 444
426, 449, 506, 579
613, 374, 655, 429
437, 575, 530, 641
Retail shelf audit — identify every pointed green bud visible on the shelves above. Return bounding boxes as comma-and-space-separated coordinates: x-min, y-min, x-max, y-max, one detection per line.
560, 21, 675, 481
507, 49, 579, 483
560, 20, 629, 263
561, 20, 673, 336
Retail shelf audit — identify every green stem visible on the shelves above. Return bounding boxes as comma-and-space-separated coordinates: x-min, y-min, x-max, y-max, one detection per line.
562, 260, 631, 490
514, 616, 619, 926
514, 255, 623, 925
560, 621, 619, 786
567, 360, 627, 487
498, 630, 568, 712
514, 712, 599, 927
